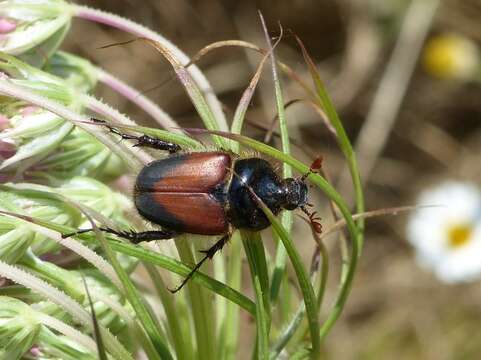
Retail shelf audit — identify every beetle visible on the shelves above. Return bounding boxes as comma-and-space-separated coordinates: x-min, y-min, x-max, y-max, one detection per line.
65, 120, 321, 292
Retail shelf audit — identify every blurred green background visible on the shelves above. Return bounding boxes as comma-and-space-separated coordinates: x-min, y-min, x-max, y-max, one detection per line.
67, 1, 481, 358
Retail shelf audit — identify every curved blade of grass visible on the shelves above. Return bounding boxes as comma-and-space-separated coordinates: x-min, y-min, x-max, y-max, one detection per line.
186, 40, 315, 100
258, 13, 294, 307
94, 67, 181, 131
230, 21, 282, 139
241, 231, 271, 344
270, 303, 305, 360
71, 204, 172, 360
0, 261, 133, 360
290, 40, 366, 339
223, 33, 278, 359
122, 37, 229, 149
230, 50, 270, 147
144, 265, 195, 360
294, 36, 365, 248
72, 4, 229, 131
0, 78, 144, 172
0, 211, 256, 316
244, 188, 320, 358
82, 276, 108, 360
0, 188, 170, 359
217, 231, 243, 360
264, 98, 335, 144
116, 240, 255, 315
36, 312, 98, 355
254, 275, 269, 360
271, 221, 330, 358
174, 236, 216, 360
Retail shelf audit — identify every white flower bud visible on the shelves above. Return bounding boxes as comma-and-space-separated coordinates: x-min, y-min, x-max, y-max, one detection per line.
0, 0, 72, 56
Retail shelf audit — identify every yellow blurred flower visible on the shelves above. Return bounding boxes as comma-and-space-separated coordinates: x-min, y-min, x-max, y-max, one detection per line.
423, 33, 480, 80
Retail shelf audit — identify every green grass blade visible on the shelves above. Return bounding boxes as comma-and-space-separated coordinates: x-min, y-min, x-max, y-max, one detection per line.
295, 36, 365, 246
82, 276, 108, 360
254, 276, 269, 360
271, 233, 330, 357
270, 303, 305, 359
217, 231, 243, 360
175, 236, 216, 360
241, 231, 270, 312
230, 51, 270, 149
258, 13, 293, 306
242, 231, 270, 360
0, 211, 256, 315
145, 265, 195, 360
137, 37, 229, 149
245, 193, 320, 359
294, 37, 365, 339
113, 240, 255, 315
81, 216, 171, 360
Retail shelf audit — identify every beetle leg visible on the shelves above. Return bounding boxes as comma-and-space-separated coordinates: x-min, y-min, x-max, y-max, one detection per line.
169, 233, 230, 293
62, 227, 177, 243
91, 118, 181, 153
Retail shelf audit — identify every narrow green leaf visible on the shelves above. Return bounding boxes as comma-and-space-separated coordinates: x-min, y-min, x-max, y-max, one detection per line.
253, 276, 269, 360
241, 231, 271, 360
217, 231, 242, 360
258, 13, 293, 306
82, 276, 108, 360
175, 236, 216, 360
83, 214, 171, 360
136, 37, 229, 149
0, 210, 256, 315
295, 36, 365, 245
244, 191, 320, 359
294, 37, 365, 339
145, 265, 194, 360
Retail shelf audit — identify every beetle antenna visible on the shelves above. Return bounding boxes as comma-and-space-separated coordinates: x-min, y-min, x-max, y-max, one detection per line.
169, 234, 230, 293
301, 156, 323, 182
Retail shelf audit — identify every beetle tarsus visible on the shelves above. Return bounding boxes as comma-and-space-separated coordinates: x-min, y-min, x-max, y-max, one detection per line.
62, 227, 177, 243
91, 118, 181, 153
169, 234, 230, 293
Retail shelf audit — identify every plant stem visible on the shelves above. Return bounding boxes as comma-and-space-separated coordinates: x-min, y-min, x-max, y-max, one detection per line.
145, 264, 194, 360
71, 4, 228, 132
0, 78, 143, 172
96, 68, 181, 132
175, 236, 216, 360
258, 13, 293, 306
217, 231, 243, 360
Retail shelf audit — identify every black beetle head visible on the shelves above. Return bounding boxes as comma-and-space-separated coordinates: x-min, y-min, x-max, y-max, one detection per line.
281, 178, 308, 210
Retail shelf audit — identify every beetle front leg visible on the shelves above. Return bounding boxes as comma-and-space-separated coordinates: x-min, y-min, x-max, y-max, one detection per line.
62, 227, 178, 243
92, 118, 181, 153
169, 233, 230, 293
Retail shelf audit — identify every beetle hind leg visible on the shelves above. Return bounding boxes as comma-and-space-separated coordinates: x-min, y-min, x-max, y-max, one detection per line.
62, 227, 177, 243
91, 118, 181, 153
169, 233, 230, 293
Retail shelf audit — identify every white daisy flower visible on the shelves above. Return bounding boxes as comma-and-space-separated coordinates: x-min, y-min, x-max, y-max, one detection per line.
407, 182, 481, 283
